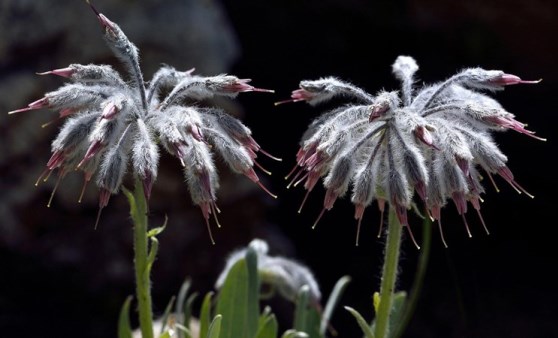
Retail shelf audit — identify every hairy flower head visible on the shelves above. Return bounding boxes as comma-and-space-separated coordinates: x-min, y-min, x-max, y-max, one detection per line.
9, 3, 278, 243
281, 56, 543, 248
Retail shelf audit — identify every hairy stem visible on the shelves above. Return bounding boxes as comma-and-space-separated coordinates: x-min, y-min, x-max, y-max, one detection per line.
374, 206, 403, 338
129, 178, 154, 338
394, 215, 432, 338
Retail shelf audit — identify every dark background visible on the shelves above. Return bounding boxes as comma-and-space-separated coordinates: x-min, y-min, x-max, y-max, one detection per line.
1, 0, 557, 337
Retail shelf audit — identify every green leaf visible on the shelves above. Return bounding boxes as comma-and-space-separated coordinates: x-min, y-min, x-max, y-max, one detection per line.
183, 292, 199, 336
147, 215, 168, 238
373, 292, 380, 315
320, 275, 351, 335
293, 285, 310, 332
176, 278, 192, 315
117, 296, 133, 338
207, 315, 222, 338
306, 309, 321, 338
255, 313, 278, 338
160, 331, 172, 338
281, 330, 309, 338
246, 245, 261, 336
344, 306, 375, 338
175, 278, 192, 338
160, 296, 176, 335
199, 292, 214, 338
175, 323, 191, 336
258, 306, 272, 329
388, 291, 407, 334
146, 237, 159, 273
215, 248, 260, 338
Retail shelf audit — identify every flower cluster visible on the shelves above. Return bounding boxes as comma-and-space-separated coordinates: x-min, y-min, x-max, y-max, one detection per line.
281, 56, 543, 247
9, 3, 277, 243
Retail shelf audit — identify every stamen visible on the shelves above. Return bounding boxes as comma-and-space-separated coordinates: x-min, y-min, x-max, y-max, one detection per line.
78, 178, 90, 203
214, 203, 222, 214
293, 170, 311, 188
41, 119, 57, 128
405, 225, 421, 250
201, 208, 216, 245
35, 168, 50, 186
355, 215, 364, 247
254, 161, 272, 176
377, 201, 385, 238
475, 208, 490, 235
258, 148, 282, 161
312, 208, 327, 229
437, 218, 449, 248
256, 180, 277, 199
286, 167, 305, 189
509, 180, 534, 199
94, 207, 104, 230
47, 172, 64, 208
274, 98, 303, 106
297, 188, 313, 214
486, 171, 500, 193
462, 214, 472, 238
210, 202, 222, 228
251, 88, 275, 93
285, 163, 300, 180
43, 169, 54, 183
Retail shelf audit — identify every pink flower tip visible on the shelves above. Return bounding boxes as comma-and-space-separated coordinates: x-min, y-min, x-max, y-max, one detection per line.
492, 74, 542, 86
274, 89, 314, 105
226, 79, 274, 93
87, 1, 116, 34
36, 67, 75, 78
8, 97, 49, 114
369, 105, 389, 122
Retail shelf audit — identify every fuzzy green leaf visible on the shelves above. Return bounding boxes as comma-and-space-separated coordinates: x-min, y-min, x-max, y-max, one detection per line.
146, 237, 159, 273
147, 215, 167, 238
207, 315, 222, 338
293, 285, 310, 332
215, 247, 260, 338
175, 278, 191, 315
160, 296, 176, 335
389, 291, 407, 333
174, 278, 192, 338
199, 292, 214, 338
183, 292, 199, 335
117, 296, 133, 338
255, 313, 279, 338
320, 275, 351, 335
246, 245, 261, 336
344, 306, 375, 338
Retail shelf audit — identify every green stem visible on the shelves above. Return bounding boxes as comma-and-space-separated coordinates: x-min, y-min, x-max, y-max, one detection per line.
393, 215, 432, 338
374, 206, 403, 338
129, 179, 154, 338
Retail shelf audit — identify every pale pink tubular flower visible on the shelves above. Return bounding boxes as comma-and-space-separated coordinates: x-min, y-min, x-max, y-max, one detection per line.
282, 55, 543, 248
9, 3, 278, 242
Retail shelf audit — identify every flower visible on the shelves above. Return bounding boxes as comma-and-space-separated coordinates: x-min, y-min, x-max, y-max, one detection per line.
281, 55, 543, 248
9, 3, 278, 243
215, 239, 322, 305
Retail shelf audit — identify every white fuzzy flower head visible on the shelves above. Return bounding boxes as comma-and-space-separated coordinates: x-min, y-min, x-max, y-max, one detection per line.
281, 55, 543, 248
9, 3, 278, 243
